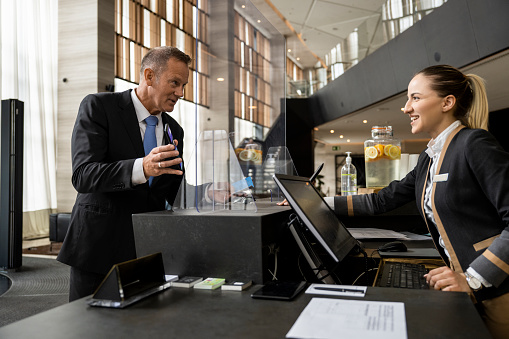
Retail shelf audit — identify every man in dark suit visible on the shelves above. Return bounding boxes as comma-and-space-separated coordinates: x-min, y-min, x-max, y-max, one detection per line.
57, 46, 191, 301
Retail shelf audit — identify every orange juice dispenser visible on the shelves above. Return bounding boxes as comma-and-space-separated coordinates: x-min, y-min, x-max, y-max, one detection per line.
364, 126, 401, 188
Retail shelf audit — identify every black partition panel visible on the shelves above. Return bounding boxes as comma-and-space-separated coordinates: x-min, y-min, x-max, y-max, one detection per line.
1, 99, 23, 269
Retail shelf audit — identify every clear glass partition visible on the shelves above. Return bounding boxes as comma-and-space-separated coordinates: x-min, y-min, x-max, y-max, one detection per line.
173, 130, 258, 212
113, 0, 289, 211
178, 0, 288, 211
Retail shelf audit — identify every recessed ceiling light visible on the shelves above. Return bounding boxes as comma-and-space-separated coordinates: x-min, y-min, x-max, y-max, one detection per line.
330, 129, 334, 134
257, 19, 261, 23
363, 120, 367, 123
241, 5, 245, 8
339, 135, 344, 138
296, 57, 300, 61
314, 127, 319, 131
217, 77, 225, 82
347, 139, 351, 142
288, 49, 292, 52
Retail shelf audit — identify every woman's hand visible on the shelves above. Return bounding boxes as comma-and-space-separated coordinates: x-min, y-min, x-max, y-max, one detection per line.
276, 199, 289, 206
424, 266, 471, 292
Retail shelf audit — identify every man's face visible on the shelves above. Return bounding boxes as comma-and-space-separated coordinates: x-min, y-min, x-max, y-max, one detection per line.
147, 58, 189, 114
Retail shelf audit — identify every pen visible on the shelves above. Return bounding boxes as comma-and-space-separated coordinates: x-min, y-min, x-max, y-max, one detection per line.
314, 287, 364, 293
164, 124, 183, 170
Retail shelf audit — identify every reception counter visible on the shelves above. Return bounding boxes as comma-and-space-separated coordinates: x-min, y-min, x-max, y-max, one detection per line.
0, 284, 491, 338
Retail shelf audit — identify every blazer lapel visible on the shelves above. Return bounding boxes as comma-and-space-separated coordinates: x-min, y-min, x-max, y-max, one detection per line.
430, 125, 465, 272
117, 89, 145, 157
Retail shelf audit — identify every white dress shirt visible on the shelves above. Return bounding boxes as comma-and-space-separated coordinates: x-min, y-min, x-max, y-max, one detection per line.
130, 89, 163, 186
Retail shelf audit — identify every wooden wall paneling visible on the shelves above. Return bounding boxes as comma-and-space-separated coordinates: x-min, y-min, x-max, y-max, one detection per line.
115, 0, 121, 33
151, 11, 160, 48
199, 0, 207, 12
124, 38, 130, 80
183, 0, 193, 34
132, 0, 137, 38
115, 35, 122, 77
158, 0, 166, 19
134, 43, 142, 83
184, 69, 194, 102
234, 91, 240, 118
174, 0, 179, 28
234, 12, 239, 37
135, 3, 142, 44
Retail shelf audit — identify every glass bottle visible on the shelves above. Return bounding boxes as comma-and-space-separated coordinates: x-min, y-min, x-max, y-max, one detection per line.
341, 152, 357, 196
364, 126, 401, 188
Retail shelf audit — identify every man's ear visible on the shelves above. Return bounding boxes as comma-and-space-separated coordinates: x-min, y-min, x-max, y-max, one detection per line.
144, 68, 155, 86
443, 94, 456, 112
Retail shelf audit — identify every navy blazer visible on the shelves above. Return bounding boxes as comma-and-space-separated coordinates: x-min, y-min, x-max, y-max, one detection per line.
57, 90, 184, 275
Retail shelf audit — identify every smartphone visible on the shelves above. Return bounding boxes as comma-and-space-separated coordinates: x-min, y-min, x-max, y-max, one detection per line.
250, 281, 307, 301
163, 123, 183, 170
309, 163, 324, 182
163, 123, 172, 145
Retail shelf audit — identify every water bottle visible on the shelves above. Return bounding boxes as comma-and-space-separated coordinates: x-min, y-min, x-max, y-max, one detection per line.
341, 152, 357, 196
364, 126, 401, 188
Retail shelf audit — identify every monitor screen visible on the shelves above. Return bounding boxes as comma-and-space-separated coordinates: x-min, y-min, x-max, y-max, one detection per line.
273, 174, 359, 263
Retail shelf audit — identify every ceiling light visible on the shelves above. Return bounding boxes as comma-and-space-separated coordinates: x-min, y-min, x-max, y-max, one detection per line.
241, 5, 245, 8
330, 129, 334, 134
257, 20, 261, 23
339, 135, 344, 138
347, 139, 351, 142
288, 49, 292, 52
363, 120, 367, 123
217, 77, 225, 82
314, 127, 319, 131
401, 107, 405, 111
296, 57, 300, 61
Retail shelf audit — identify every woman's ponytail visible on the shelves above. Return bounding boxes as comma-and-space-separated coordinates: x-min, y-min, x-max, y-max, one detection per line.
465, 74, 489, 131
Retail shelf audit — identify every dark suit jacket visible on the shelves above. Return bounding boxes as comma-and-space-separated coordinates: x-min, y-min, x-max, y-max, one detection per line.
57, 90, 184, 275
334, 126, 509, 301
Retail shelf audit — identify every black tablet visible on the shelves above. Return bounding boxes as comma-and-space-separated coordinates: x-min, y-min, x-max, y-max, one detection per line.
250, 281, 307, 301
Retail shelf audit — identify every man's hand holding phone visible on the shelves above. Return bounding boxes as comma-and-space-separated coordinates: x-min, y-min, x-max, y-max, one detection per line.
143, 142, 183, 179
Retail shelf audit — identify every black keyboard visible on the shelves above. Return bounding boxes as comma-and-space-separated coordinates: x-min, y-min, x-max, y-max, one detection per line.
378, 262, 429, 289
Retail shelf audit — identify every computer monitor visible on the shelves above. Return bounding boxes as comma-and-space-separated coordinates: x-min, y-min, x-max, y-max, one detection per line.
273, 174, 359, 264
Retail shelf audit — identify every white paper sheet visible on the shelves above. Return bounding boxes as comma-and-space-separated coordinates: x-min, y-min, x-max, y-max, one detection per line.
347, 228, 410, 240
399, 231, 432, 241
286, 298, 407, 339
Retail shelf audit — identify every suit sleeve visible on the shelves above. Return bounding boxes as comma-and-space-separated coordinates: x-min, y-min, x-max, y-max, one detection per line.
71, 94, 135, 193
333, 164, 418, 217
464, 130, 509, 287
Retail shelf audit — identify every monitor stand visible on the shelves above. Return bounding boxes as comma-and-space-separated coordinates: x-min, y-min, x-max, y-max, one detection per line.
287, 215, 336, 284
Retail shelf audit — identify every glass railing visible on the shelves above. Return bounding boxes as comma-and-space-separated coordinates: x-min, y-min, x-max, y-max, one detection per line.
325, 0, 448, 82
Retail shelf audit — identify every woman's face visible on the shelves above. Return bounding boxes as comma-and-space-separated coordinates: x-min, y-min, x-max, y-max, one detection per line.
403, 73, 455, 139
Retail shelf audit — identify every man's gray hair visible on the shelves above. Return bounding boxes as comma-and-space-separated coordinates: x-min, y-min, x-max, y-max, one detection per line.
140, 46, 191, 79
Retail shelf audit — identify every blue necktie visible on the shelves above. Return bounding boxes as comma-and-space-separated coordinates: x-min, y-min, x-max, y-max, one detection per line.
144, 115, 158, 186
